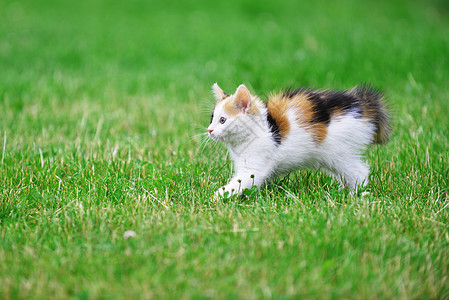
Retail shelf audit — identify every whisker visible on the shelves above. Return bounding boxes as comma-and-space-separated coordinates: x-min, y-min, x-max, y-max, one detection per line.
200, 137, 211, 154
206, 139, 222, 156
192, 124, 208, 133
194, 132, 208, 138
199, 97, 215, 109
189, 132, 208, 141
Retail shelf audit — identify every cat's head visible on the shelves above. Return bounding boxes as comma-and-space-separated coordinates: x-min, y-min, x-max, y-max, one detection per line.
207, 83, 263, 144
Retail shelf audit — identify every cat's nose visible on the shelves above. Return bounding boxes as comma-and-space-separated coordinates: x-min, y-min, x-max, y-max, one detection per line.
208, 129, 213, 134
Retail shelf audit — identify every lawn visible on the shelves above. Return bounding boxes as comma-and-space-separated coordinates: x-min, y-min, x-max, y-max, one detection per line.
1, 0, 448, 298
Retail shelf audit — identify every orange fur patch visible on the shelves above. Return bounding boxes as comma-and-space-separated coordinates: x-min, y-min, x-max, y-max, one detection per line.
266, 94, 291, 140
223, 97, 260, 116
308, 122, 328, 143
291, 92, 328, 143
223, 99, 239, 116
267, 92, 329, 143
247, 100, 260, 115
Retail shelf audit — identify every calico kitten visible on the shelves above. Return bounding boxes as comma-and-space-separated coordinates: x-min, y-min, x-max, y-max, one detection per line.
207, 83, 390, 197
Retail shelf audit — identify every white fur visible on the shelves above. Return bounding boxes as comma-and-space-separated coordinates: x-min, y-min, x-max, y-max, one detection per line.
207, 85, 377, 197
212, 83, 226, 101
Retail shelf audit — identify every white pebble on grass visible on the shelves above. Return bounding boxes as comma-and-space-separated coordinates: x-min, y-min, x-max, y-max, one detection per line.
123, 230, 136, 239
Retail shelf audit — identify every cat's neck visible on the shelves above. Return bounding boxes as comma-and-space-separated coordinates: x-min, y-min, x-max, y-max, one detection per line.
225, 108, 275, 158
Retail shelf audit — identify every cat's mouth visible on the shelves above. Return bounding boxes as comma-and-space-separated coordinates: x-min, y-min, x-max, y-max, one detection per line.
208, 133, 223, 142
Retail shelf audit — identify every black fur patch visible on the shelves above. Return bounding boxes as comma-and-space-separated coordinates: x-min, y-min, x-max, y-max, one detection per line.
350, 83, 389, 142
267, 112, 281, 145
283, 88, 361, 124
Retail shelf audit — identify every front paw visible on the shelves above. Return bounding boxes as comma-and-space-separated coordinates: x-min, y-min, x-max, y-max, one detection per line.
214, 186, 238, 199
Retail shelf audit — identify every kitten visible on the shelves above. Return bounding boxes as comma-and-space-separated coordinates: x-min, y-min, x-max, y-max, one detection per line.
207, 83, 390, 197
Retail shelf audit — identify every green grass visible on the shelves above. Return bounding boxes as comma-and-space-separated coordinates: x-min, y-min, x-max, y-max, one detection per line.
1, 0, 448, 298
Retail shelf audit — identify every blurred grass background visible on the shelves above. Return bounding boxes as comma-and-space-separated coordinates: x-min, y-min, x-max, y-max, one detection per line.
1, 0, 448, 299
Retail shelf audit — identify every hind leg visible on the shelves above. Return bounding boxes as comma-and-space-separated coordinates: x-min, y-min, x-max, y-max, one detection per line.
342, 159, 370, 191
328, 158, 370, 191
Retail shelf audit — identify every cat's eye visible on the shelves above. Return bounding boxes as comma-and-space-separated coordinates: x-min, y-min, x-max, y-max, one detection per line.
219, 117, 227, 124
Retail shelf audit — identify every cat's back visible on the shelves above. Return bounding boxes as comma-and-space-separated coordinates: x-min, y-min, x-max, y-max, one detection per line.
266, 85, 390, 145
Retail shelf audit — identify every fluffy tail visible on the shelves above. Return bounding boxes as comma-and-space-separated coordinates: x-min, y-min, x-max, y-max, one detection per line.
348, 84, 391, 144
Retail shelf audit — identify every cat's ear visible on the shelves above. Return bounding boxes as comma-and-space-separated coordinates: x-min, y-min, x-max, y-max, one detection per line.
212, 83, 227, 102
234, 84, 251, 112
